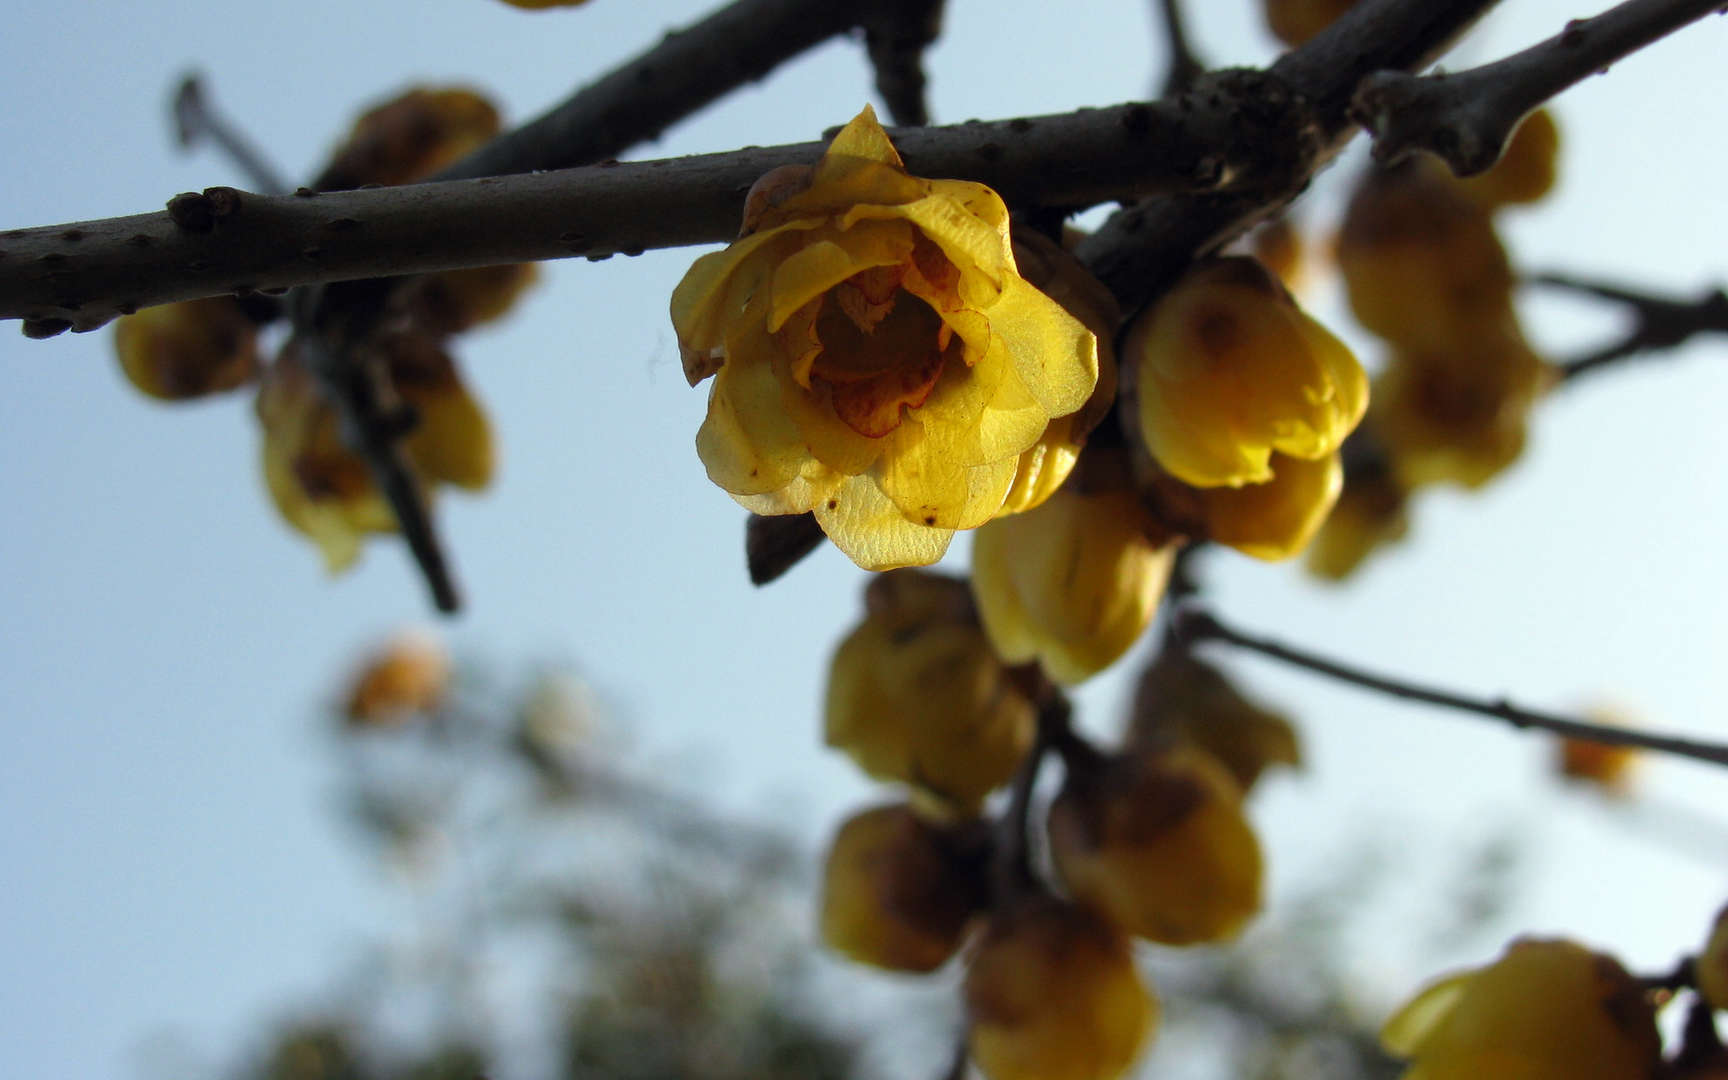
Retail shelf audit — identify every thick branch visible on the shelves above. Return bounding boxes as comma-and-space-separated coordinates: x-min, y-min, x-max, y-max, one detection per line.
1078, 0, 1499, 315
432, 0, 861, 181
1, 88, 1310, 333
1533, 272, 1728, 382
1175, 607, 1728, 770
1352, 0, 1725, 175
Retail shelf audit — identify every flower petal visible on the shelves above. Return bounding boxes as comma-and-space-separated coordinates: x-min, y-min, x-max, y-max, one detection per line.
815, 473, 954, 570
696, 338, 811, 496
873, 417, 1019, 531
766, 223, 914, 333
988, 274, 1099, 421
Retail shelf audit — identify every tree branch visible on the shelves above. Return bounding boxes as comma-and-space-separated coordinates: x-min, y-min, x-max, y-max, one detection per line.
862, 0, 947, 127
1532, 272, 1728, 382
1154, 0, 1205, 97
1, 87, 1310, 333
172, 74, 291, 196
431, 0, 862, 181
1078, 0, 1500, 315
1174, 606, 1728, 770
1352, 0, 1725, 176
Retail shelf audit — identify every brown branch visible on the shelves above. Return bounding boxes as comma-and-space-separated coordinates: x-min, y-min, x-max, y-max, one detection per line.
431, 0, 862, 181
0, 88, 1309, 333
1154, 0, 1206, 97
1352, 0, 1725, 176
745, 512, 826, 586
172, 73, 291, 196
1532, 272, 1728, 382
991, 675, 1073, 904
1174, 606, 1728, 770
862, 0, 947, 127
1078, 0, 1500, 315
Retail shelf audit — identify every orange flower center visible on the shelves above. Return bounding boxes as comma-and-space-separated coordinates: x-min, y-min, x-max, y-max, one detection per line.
808, 269, 954, 439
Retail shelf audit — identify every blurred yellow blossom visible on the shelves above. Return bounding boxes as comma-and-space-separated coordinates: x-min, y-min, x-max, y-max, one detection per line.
1382, 938, 1659, 1080
1145, 449, 1342, 562
1306, 454, 1410, 580
342, 628, 450, 725
316, 86, 499, 190
113, 297, 259, 401
1463, 109, 1561, 211
671, 106, 1099, 570
1125, 256, 1366, 490
1128, 648, 1300, 795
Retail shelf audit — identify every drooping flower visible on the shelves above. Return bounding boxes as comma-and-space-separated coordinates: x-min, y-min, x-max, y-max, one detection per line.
818, 802, 987, 973
671, 106, 1099, 570
1144, 449, 1343, 562
1048, 745, 1264, 946
1127, 648, 1300, 796
824, 571, 1035, 816
315, 86, 500, 191
112, 296, 260, 401
1382, 938, 1660, 1080
1124, 256, 1366, 490
1306, 451, 1410, 581
965, 896, 1157, 1080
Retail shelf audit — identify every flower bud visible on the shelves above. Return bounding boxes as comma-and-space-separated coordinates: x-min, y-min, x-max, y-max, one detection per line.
965, 896, 1156, 1080
971, 484, 1177, 686
1305, 453, 1409, 581
1262, 0, 1359, 46
342, 628, 449, 725
1146, 450, 1341, 562
1382, 938, 1660, 1080
1463, 109, 1561, 210
1049, 745, 1263, 945
1125, 257, 1366, 490
1338, 164, 1517, 351
818, 803, 987, 973
1128, 649, 1299, 795
113, 298, 258, 401
316, 87, 499, 190
825, 571, 1035, 814
399, 263, 540, 337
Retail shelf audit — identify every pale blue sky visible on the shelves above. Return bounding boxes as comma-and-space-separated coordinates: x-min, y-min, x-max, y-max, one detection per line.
1, 1, 1725, 1077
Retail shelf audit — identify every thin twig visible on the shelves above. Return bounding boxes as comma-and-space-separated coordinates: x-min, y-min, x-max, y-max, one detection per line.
293, 286, 462, 613
1154, 0, 1205, 97
991, 676, 1072, 904
1, 88, 1308, 333
1531, 272, 1728, 382
1352, 0, 1725, 176
1174, 607, 1728, 770
863, 0, 946, 127
171, 74, 292, 195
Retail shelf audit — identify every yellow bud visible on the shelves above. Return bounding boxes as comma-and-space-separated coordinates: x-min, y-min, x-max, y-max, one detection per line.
1463, 109, 1561, 210
113, 297, 258, 401
317, 86, 499, 190
1147, 450, 1342, 562
1250, 216, 1305, 289
380, 330, 496, 490
342, 628, 449, 725
1262, 0, 1360, 46
1338, 164, 1517, 351
965, 897, 1157, 1080
1699, 907, 1728, 1012
1125, 256, 1366, 489
1554, 718, 1638, 797
1372, 332, 1547, 490
1305, 454, 1409, 581
1128, 649, 1300, 795
1049, 745, 1263, 945
401, 263, 540, 337
818, 803, 986, 973
825, 571, 1035, 814
1382, 938, 1660, 1080
971, 486, 1177, 686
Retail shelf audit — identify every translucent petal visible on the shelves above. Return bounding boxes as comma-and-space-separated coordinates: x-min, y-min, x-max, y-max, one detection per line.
873, 417, 1018, 531
696, 345, 810, 496
814, 474, 954, 570
820, 105, 904, 171
989, 275, 1099, 421
905, 337, 1047, 467
765, 224, 913, 333
1381, 973, 1474, 1057
776, 353, 888, 476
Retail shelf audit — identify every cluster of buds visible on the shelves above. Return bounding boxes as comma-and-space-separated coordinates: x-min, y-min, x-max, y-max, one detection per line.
1314, 109, 1563, 579
112, 86, 538, 573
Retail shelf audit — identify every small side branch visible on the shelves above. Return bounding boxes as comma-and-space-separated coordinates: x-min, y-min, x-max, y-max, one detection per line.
1353, 0, 1725, 175
1532, 272, 1728, 382
1174, 606, 1728, 770
1154, 0, 1205, 97
172, 74, 292, 196
862, 0, 947, 127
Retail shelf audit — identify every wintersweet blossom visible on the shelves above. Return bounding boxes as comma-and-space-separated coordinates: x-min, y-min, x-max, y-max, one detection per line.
671, 106, 1099, 570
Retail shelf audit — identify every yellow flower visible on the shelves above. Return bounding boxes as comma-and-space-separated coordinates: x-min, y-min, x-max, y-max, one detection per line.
965, 896, 1157, 1080
671, 107, 1099, 570
971, 480, 1177, 686
1382, 939, 1660, 1080
342, 628, 450, 726
1372, 332, 1549, 489
818, 803, 987, 973
1048, 745, 1264, 946
1125, 256, 1366, 490
1262, 0, 1361, 46
1463, 109, 1561, 210
1699, 906, 1728, 1012
1145, 450, 1343, 562
316, 87, 499, 190
824, 571, 1036, 816
113, 297, 259, 401
256, 329, 493, 571
1128, 648, 1300, 795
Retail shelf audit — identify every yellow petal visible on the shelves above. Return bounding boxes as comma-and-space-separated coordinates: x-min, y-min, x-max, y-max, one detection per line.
1382, 974, 1474, 1057
906, 337, 1045, 467
775, 351, 889, 476
814, 473, 954, 570
869, 187, 1016, 290
766, 223, 914, 333
670, 228, 800, 384
696, 347, 810, 496
873, 416, 1018, 531
819, 104, 904, 171
989, 275, 1099, 421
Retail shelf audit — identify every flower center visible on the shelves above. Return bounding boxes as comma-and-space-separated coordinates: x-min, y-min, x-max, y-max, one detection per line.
808, 272, 954, 439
